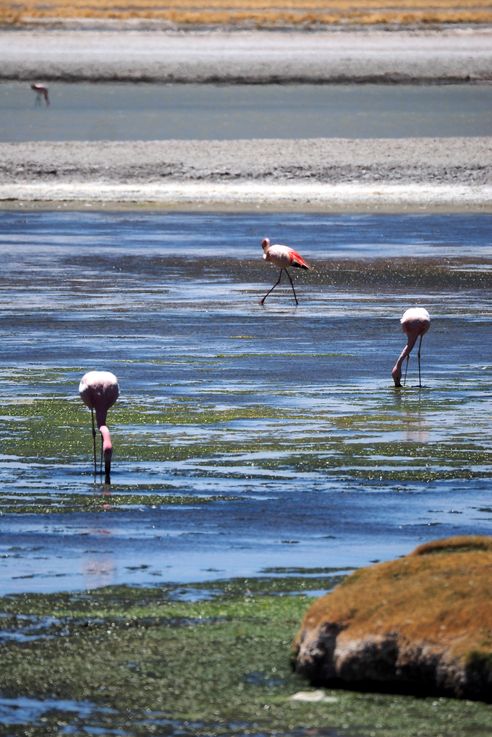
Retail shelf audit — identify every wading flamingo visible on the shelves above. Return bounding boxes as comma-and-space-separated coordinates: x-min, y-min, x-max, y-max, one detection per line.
260, 237, 310, 305
79, 371, 119, 483
392, 307, 431, 388
31, 83, 50, 106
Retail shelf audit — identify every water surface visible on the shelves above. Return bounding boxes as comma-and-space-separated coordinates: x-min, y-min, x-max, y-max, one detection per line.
0, 210, 491, 594
1, 82, 491, 140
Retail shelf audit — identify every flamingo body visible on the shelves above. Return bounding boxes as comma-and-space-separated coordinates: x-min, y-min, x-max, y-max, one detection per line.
79, 371, 119, 482
262, 242, 309, 270
392, 308, 431, 387
260, 237, 309, 305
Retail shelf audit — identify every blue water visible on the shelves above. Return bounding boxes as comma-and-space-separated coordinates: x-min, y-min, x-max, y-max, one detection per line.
0, 210, 491, 594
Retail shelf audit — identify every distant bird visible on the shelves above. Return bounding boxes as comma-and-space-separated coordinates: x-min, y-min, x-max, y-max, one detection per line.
31, 83, 50, 106
79, 371, 119, 483
392, 307, 431, 387
260, 237, 310, 305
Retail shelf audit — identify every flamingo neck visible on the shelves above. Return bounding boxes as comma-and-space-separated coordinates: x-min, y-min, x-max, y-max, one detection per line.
99, 425, 112, 452
95, 407, 108, 429
392, 328, 421, 386
394, 345, 410, 372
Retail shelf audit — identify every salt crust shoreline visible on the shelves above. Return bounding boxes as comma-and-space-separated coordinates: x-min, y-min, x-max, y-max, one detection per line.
2, 180, 490, 213
1, 138, 491, 212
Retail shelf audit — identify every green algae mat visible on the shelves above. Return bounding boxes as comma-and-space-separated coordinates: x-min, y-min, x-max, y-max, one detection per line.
1, 576, 492, 737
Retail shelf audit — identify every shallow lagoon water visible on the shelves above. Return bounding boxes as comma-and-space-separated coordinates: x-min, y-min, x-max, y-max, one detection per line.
1, 82, 491, 140
0, 210, 491, 595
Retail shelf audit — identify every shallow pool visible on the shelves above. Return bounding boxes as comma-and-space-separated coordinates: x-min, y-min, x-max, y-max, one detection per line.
0, 210, 491, 594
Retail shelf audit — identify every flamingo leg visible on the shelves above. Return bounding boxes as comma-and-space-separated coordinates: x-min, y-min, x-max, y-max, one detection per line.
91, 408, 97, 476
403, 355, 410, 387
100, 435, 104, 477
417, 334, 424, 387
284, 269, 299, 305
260, 269, 283, 305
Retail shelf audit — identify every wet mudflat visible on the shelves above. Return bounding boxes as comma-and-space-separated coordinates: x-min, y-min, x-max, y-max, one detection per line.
0, 209, 491, 735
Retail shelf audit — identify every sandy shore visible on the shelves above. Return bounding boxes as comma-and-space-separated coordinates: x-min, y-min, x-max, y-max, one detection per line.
1, 138, 491, 211
1, 26, 491, 211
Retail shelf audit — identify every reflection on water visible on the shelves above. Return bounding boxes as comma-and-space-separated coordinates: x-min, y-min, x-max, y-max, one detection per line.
400, 397, 429, 444
0, 696, 114, 727
0, 210, 491, 594
83, 485, 116, 588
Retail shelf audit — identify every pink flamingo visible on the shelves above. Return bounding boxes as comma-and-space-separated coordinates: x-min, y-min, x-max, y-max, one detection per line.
260, 237, 310, 305
31, 83, 50, 106
79, 371, 119, 483
392, 307, 431, 387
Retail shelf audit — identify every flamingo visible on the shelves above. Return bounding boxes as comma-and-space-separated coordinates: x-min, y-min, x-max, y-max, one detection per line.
31, 83, 50, 106
79, 371, 119, 483
260, 237, 310, 305
392, 307, 431, 388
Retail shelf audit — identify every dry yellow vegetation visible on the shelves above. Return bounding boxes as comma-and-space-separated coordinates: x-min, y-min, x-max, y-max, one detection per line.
2, 0, 492, 26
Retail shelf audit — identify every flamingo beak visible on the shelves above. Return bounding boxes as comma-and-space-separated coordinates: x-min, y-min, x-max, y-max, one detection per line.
99, 425, 113, 484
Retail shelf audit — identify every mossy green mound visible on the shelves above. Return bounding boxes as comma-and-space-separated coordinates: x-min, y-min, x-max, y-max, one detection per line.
293, 536, 492, 702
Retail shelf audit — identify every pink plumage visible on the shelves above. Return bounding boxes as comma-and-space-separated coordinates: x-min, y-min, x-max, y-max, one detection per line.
392, 308, 431, 388
79, 370, 119, 482
262, 239, 310, 270
31, 83, 50, 105
260, 237, 310, 305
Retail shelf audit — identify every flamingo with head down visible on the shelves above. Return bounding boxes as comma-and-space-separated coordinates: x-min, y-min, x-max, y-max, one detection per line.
79, 371, 119, 483
392, 307, 431, 388
31, 83, 50, 106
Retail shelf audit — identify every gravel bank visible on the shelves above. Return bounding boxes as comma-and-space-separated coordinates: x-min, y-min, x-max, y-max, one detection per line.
1, 138, 491, 211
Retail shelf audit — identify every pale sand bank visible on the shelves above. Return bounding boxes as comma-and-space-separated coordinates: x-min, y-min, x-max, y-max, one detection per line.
1, 27, 492, 83
1, 138, 491, 211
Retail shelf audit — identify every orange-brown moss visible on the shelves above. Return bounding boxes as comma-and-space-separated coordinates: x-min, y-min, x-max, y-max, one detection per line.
412, 535, 492, 557
1, 0, 492, 26
293, 536, 492, 699
298, 536, 492, 659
